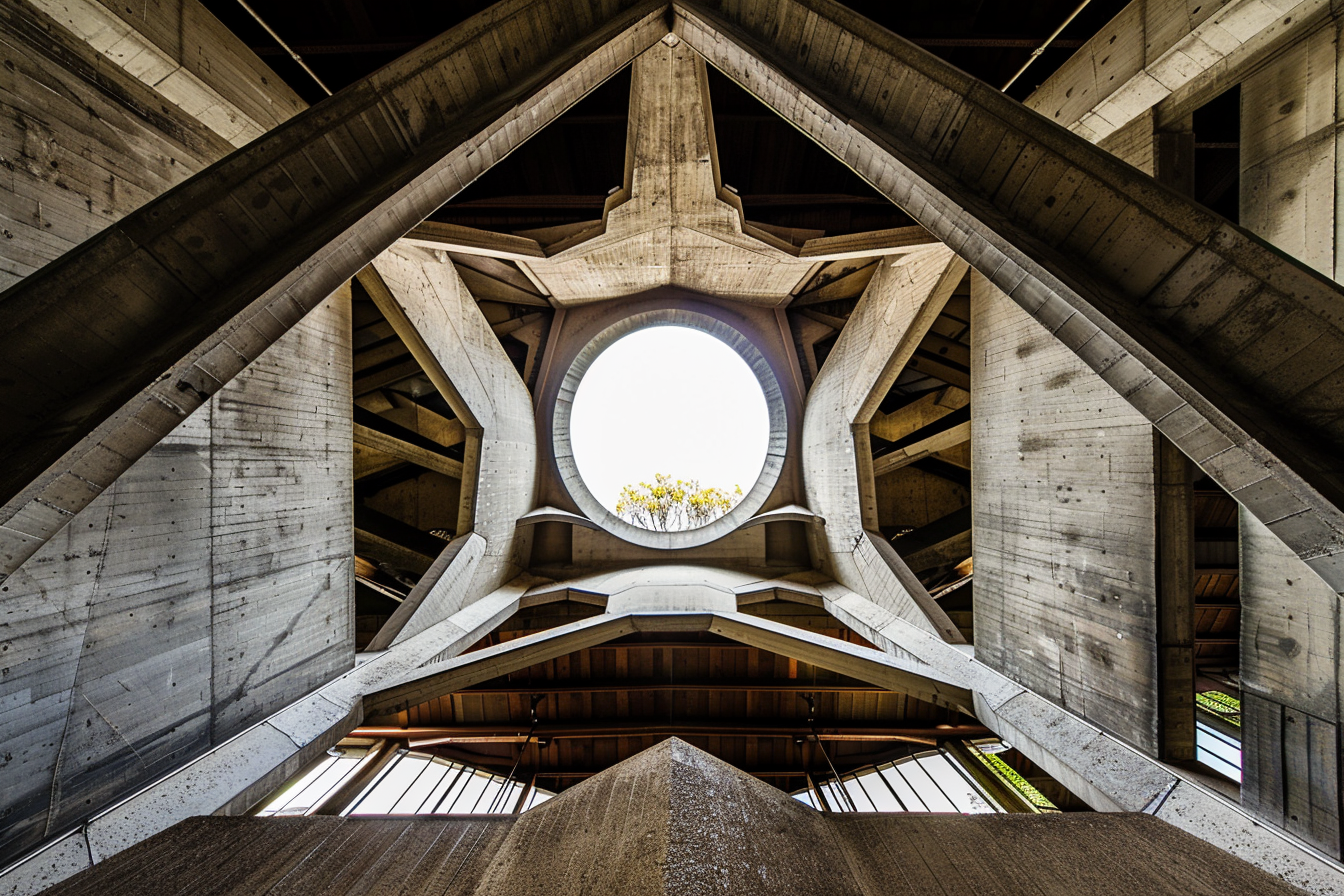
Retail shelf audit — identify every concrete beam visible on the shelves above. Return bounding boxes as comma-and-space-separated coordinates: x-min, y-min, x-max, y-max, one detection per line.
0, 0, 667, 585
0, 585, 525, 896
26, 0, 305, 147
1025, 0, 1334, 143
363, 249, 539, 645
872, 419, 971, 477
675, 0, 1344, 594
520, 39, 821, 304
366, 603, 970, 718
352, 423, 464, 479
799, 244, 968, 642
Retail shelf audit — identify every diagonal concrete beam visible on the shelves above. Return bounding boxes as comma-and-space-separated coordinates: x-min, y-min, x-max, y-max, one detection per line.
872, 419, 971, 477
365, 605, 970, 718
1026, 0, 1334, 143
675, 0, 1344, 593
819, 582, 1344, 896
800, 244, 968, 642
0, 0, 669, 585
361, 249, 539, 647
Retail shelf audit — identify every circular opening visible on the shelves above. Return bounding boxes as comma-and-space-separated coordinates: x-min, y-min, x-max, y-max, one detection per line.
571, 326, 768, 527
554, 312, 787, 550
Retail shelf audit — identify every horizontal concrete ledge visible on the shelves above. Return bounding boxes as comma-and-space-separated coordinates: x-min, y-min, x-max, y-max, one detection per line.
514, 505, 603, 531
738, 503, 823, 529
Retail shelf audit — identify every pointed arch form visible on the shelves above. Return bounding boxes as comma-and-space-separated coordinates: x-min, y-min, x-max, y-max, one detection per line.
0, 0, 670, 584
672, 0, 1344, 592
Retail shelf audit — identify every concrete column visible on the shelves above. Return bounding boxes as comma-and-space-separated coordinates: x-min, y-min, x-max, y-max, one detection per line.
971, 270, 1163, 755
1240, 508, 1343, 857
1240, 18, 1341, 281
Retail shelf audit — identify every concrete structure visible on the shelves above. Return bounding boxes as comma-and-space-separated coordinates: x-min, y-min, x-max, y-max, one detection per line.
3, 0, 1344, 893
35, 740, 1305, 896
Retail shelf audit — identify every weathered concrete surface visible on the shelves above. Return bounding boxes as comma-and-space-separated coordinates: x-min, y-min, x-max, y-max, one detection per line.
674, 0, 1344, 596
365, 598, 969, 719
1240, 22, 1343, 281
801, 247, 967, 642
36, 739, 1307, 896
1241, 507, 1344, 857
0, 0, 235, 289
0, 4, 354, 873
0, 585, 525, 896
818, 585, 1344, 895
971, 271, 1162, 754
1026, 0, 1333, 143
363, 249, 538, 646
0, 292, 353, 866
25, 0, 305, 147
0, 0, 667, 584
523, 40, 816, 303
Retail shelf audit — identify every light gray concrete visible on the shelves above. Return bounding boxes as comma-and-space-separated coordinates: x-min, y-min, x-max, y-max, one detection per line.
800, 247, 968, 642
0, 0, 668, 585
1241, 508, 1343, 856
673, 0, 1344, 598
971, 270, 1163, 754
1026, 0, 1332, 143
0, 287, 353, 865
25, 0, 305, 147
365, 249, 539, 645
816, 584, 1344, 895
0, 584, 525, 896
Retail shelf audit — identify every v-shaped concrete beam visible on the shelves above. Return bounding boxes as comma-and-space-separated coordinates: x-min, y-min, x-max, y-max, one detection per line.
673, 0, 1344, 591
0, 0, 669, 584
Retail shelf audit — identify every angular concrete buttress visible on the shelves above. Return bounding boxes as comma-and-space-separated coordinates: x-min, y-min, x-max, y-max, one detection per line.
0, 0, 669, 584
801, 247, 969, 642
673, 0, 1344, 592
360, 249, 539, 646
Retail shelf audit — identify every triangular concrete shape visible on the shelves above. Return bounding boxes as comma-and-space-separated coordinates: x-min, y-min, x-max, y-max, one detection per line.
40, 737, 1304, 896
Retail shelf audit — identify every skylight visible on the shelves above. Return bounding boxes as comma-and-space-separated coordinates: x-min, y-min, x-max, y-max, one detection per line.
568, 325, 769, 530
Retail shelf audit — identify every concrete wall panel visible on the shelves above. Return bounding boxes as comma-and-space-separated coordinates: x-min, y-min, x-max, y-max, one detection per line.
0, 296, 353, 864
972, 271, 1161, 753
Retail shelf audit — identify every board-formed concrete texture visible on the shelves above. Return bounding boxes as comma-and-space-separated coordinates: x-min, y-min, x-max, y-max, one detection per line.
801, 248, 968, 642
0, 2, 355, 867
10, 0, 1344, 893
971, 271, 1164, 753
361, 250, 539, 646
0, 0, 669, 583
0, 293, 354, 864
672, 0, 1344, 592
35, 739, 1306, 896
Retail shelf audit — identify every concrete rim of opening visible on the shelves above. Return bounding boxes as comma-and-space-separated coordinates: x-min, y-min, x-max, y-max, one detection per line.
553, 309, 787, 550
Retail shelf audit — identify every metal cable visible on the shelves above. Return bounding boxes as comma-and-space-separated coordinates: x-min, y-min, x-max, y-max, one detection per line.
1001, 0, 1094, 92
233, 0, 333, 96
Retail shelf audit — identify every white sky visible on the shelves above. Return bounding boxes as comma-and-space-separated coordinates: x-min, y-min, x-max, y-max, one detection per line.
570, 326, 770, 514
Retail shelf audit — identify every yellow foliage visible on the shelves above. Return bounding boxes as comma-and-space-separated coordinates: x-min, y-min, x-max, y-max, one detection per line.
615, 473, 743, 531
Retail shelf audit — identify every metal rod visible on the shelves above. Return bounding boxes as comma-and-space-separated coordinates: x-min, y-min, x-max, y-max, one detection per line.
233, 0, 333, 95
1001, 0, 1094, 92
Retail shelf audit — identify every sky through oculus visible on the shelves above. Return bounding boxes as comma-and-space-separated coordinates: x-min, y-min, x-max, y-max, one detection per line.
569, 325, 770, 530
